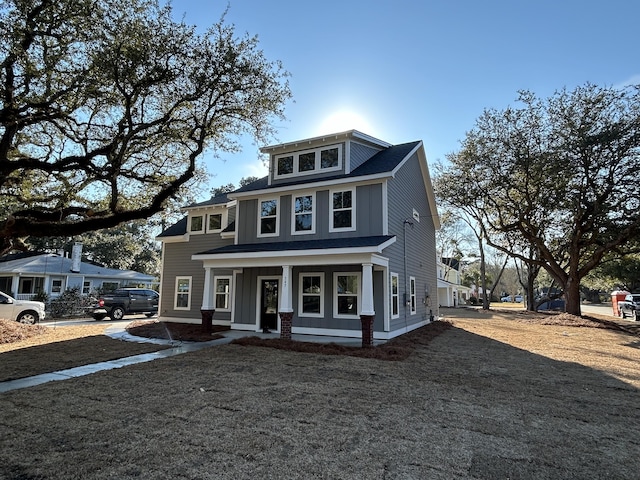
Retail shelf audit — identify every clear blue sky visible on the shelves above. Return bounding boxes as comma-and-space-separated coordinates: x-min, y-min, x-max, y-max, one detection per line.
175, 0, 640, 197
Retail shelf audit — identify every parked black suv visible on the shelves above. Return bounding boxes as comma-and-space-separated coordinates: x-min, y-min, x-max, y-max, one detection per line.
92, 288, 159, 320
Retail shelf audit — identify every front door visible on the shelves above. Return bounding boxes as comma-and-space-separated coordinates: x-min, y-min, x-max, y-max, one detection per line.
260, 279, 279, 333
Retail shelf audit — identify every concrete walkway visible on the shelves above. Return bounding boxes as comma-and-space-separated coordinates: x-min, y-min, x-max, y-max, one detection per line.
1, 322, 380, 394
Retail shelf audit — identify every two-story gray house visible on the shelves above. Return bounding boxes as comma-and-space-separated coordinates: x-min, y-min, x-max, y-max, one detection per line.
157, 130, 440, 346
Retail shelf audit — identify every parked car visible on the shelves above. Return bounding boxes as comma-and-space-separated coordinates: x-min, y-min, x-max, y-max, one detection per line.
500, 295, 523, 303
618, 294, 640, 321
0, 291, 46, 324
91, 288, 159, 320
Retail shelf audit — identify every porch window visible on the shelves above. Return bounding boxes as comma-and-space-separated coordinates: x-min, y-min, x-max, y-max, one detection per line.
391, 273, 399, 318
410, 276, 417, 315
292, 193, 315, 234
330, 188, 355, 232
334, 272, 360, 319
299, 273, 323, 317
175, 276, 192, 310
258, 199, 279, 237
214, 276, 231, 311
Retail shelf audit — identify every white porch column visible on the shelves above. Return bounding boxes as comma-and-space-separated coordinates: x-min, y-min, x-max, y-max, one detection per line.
280, 265, 293, 313
361, 263, 375, 316
202, 267, 213, 310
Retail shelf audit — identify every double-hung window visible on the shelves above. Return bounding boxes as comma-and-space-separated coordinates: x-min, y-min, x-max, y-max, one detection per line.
292, 193, 315, 234
299, 273, 323, 317
214, 276, 232, 311
330, 188, 355, 232
334, 272, 361, 319
175, 276, 192, 310
258, 198, 279, 237
390, 273, 399, 318
410, 276, 417, 315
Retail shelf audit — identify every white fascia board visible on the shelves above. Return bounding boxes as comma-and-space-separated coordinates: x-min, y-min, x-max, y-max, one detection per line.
198, 252, 389, 270
156, 234, 189, 244
260, 130, 391, 153
229, 173, 391, 200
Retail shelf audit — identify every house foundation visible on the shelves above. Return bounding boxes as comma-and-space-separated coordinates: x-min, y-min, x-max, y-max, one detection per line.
200, 308, 215, 333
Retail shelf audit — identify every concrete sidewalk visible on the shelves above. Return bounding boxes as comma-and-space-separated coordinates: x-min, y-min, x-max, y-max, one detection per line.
1, 323, 380, 394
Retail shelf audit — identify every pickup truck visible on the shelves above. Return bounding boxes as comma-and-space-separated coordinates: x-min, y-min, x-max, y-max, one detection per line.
92, 288, 159, 320
618, 294, 640, 321
0, 290, 46, 324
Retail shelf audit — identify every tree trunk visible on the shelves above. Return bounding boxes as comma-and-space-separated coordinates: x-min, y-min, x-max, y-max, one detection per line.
564, 277, 582, 316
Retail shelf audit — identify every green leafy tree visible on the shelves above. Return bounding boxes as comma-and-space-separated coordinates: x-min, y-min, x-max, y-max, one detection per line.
438, 84, 640, 316
0, 0, 291, 255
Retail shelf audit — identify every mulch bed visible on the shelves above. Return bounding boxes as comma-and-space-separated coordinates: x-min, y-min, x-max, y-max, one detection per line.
126, 320, 228, 342
231, 319, 453, 361
0, 320, 48, 344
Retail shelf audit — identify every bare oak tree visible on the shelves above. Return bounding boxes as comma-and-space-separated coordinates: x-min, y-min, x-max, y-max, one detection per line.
0, 0, 291, 254
437, 84, 640, 316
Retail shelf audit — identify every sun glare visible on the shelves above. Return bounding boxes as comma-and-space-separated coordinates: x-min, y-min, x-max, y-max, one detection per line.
317, 110, 373, 136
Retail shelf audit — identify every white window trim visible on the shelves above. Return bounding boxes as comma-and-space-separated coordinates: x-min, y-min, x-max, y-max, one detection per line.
298, 272, 324, 318
390, 272, 399, 319
207, 211, 227, 233
291, 191, 316, 235
214, 275, 232, 312
329, 187, 356, 233
189, 214, 205, 234
174, 276, 192, 311
410, 276, 417, 315
274, 144, 342, 180
333, 272, 361, 319
257, 198, 280, 238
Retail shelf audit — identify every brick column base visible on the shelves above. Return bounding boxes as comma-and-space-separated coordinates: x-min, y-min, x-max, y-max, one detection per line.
201, 309, 215, 333
279, 311, 293, 340
360, 314, 374, 348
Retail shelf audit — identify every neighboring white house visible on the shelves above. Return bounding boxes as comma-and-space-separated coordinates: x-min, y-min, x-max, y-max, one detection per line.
437, 256, 471, 307
0, 250, 156, 300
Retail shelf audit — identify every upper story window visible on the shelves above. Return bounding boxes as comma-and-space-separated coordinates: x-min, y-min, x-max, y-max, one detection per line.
330, 188, 355, 232
292, 193, 315, 235
189, 215, 204, 234
208, 213, 222, 232
274, 144, 342, 179
258, 198, 279, 237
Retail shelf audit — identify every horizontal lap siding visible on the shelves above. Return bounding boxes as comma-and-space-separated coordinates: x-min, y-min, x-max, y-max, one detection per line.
386, 153, 438, 333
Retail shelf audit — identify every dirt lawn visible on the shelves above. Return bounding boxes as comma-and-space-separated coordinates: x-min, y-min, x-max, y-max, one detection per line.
0, 308, 639, 479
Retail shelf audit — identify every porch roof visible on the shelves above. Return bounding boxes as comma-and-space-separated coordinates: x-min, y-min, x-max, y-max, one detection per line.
192, 235, 396, 268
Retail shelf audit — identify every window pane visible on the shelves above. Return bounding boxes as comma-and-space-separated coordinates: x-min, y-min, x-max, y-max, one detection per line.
299, 152, 315, 171
341, 190, 352, 208
177, 279, 190, 293
303, 276, 321, 293
277, 156, 293, 175
333, 210, 352, 228
337, 275, 357, 294
320, 148, 339, 168
216, 279, 229, 293
215, 294, 228, 309
261, 200, 277, 217
176, 294, 189, 308
209, 214, 221, 230
261, 217, 277, 234
190, 216, 203, 231
392, 297, 399, 316
338, 295, 357, 315
391, 276, 398, 294
295, 195, 313, 213
295, 214, 312, 231
302, 295, 321, 314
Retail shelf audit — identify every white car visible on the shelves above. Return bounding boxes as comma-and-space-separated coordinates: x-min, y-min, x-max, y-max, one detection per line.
0, 291, 46, 324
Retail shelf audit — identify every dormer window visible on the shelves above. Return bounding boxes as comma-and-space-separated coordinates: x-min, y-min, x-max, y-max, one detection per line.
190, 215, 204, 234
274, 144, 342, 179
